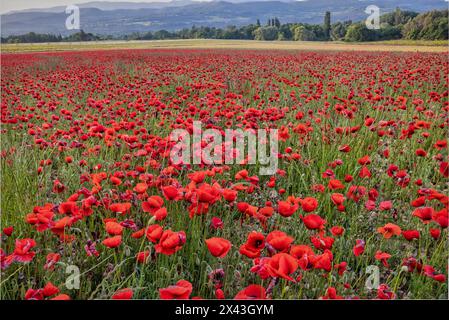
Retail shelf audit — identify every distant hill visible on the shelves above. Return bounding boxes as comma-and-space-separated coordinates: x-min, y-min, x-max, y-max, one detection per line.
2, 0, 448, 36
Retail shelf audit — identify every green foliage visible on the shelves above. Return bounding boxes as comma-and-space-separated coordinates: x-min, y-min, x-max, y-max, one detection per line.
253, 26, 279, 41
323, 11, 331, 40
331, 21, 352, 41
3, 32, 62, 43
403, 10, 448, 40
1, 9, 447, 43
293, 26, 316, 41
378, 25, 402, 41
278, 24, 293, 41
64, 30, 100, 42
381, 7, 418, 26
345, 23, 378, 42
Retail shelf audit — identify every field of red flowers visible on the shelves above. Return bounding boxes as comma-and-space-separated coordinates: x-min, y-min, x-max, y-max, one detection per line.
1, 49, 448, 300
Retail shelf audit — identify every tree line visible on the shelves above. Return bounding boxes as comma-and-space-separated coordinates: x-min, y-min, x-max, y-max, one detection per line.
2, 8, 447, 43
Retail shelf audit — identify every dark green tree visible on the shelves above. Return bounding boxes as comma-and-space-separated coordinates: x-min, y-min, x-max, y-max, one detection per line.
403, 10, 448, 40
331, 21, 352, 41
274, 17, 281, 28
253, 26, 278, 41
324, 11, 331, 40
344, 23, 377, 41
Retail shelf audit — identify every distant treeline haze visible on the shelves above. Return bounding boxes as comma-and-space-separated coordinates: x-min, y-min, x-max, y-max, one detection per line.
2, 9, 448, 43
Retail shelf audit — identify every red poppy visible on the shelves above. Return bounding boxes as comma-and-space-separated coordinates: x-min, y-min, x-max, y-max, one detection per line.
290, 245, 315, 270
142, 195, 164, 214
266, 253, 298, 281
235, 169, 249, 180
159, 280, 192, 300
358, 155, 371, 165
277, 200, 298, 217
105, 221, 123, 235
330, 226, 344, 236
347, 185, 366, 202
301, 197, 318, 212
432, 207, 448, 228
2, 227, 13, 237
430, 228, 441, 239
439, 162, 448, 177
24, 289, 44, 300
412, 207, 434, 223
402, 230, 420, 241
210, 217, 224, 229
311, 234, 334, 250
188, 171, 206, 183
234, 284, 266, 300
359, 166, 372, 178
239, 231, 265, 259
196, 184, 221, 204
334, 262, 347, 276
215, 288, 225, 299
322, 287, 343, 300
432, 274, 446, 283
42, 282, 60, 297
328, 179, 345, 190
136, 251, 150, 264
155, 230, 186, 255
258, 206, 274, 217
133, 182, 148, 194
109, 202, 131, 214
153, 207, 168, 221
266, 231, 293, 252
110, 176, 122, 186
12, 238, 36, 263
353, 239, 365, 256
58, 201, 79, 215
377, 223, 401, 239
112, 288, 133, 300
411, 196, 426, 207
434, 140, 447, 150
377, 284, 395, 300
236, 202, 258, 217
102, 235, 122, 248
205, 237, 232, 258
301, 214, 326, 230
375, 251, 391, 267
339, 145, 351, 153
162, 186, 180, 201
379, 201, 392, 211
146, 224, 163, 243
131, 229, 145, 239
44, 253, 60, 270
223, 189, 237, 202
313, 250, 333, 272
415, 149, 427, 157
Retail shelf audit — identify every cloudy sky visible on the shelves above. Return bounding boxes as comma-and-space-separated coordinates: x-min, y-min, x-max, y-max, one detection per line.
0, 0, 343, 14
0, 0, 176, 13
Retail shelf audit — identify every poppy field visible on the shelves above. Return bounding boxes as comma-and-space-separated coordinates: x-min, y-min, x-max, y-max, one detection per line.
0, 49, 448, 300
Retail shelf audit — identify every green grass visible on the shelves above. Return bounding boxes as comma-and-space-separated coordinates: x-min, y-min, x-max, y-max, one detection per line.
0, 49, 447, 300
